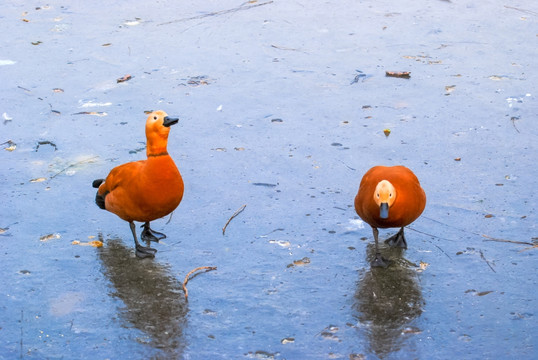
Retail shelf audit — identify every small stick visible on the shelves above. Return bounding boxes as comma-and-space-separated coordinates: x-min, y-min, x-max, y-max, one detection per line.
49, 156, 99, 180
159, 1, 274, 26
482, 236, 532, 246
222, 204, 246, 235
479, 249, 496, 273
183, 266, 217, 300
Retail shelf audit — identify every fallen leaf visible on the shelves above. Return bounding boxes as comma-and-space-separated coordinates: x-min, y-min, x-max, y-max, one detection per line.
383, 129, 391, 137
454, 157, 461, 161
386, 71, 411, 78
485, 214, 494, 218
30, 177, 47, 183
72, 240, 103, 247
52, 88, 64, 93
287, 257, 311, 268
2, 140, 16, 151
116, 74, 132, 83
445, 85, 456, 95
31, 41, 42, 45
40, 233, 60, 242
72, 111, 107, 117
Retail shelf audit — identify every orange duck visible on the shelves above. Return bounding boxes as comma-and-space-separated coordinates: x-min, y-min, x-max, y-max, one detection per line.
92, 110, 184, 258
354, 165, 426, 267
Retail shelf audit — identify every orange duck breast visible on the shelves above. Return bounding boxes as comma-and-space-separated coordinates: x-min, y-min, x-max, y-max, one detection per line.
354, 165, 426, 267
92, 110, 184, 258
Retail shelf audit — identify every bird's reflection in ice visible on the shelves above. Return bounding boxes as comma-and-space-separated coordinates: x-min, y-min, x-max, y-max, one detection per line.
98, 237, 187, 357
353, 243, 424, 358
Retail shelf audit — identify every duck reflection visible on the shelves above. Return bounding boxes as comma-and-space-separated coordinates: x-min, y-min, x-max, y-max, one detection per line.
97, 237, 187, 357
353, 243, 424, 358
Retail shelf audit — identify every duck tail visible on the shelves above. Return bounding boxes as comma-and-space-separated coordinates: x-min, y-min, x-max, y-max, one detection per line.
92, 179, 104, 188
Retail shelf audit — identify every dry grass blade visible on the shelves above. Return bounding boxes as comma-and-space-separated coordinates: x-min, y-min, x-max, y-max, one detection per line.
159, 1, 274, 26
49, 156, 99, 180
222, 204, 246, 235
183, 266, 217, 300
482, 235, 532, 246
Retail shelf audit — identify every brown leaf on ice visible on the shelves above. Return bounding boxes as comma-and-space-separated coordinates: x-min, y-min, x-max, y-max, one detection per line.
117, 74, 132, 83
386, 71, 411, 78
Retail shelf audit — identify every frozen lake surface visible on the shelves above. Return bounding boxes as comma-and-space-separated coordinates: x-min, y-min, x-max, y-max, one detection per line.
1, 1, 536, 358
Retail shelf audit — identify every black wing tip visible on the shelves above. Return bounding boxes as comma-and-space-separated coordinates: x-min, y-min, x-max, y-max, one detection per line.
92, 179, 104, 188
95, 191, 107, 210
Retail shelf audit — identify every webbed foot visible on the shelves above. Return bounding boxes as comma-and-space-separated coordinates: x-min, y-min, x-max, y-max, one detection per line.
141, 222, 167, 242
384, 227, 407, 249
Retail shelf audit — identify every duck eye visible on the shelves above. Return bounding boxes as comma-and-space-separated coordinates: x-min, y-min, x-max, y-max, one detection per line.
153, 116, 157, 120
389, 193, 392, 197
376, 193, 380, 198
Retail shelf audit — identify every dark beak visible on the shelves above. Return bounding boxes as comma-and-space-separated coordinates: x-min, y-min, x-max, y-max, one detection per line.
380, 203, 389, 219
163, 116, 179, 127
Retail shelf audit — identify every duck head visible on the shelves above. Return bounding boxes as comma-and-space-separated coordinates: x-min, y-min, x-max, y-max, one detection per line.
145, 110, 179, 156
374, 180, 396, 219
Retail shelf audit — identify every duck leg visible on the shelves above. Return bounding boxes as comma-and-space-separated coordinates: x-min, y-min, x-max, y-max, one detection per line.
141, 222, 167, 242
130, 222, 157, 258
371, 227, 391, 268
384, 227, 407, 249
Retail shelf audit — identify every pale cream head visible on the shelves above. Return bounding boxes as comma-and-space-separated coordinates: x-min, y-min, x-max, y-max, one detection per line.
373, 180, 396, 207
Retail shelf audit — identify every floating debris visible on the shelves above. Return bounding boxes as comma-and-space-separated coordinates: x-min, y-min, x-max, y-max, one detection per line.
35, 140, 57, 152
0, 60, 16, 66
30, 177, 47, 183
271, 118, 283, 123
350, 70, 370, 85
182, 266, 217, 300
72, 111, 108, 117
222, 204, 246, 235
2, 140, 16, 151
79, 100, 112, 108
123, 18, 142, 26
454, 157, 461, 161
402, 326, 422, 335
40, 233, 60, 242
287, 257, 310, 268
269, 240, 291, 247
386, 71, 411, 78
117, 74, 132, 83
417, 261, 429, 272
383, 128, 391, 137
252, 182, 277, 187
31, 41, 42, 45
445, 85, 456, 95
71, 240, 103, 247
184, 75, 211, 86
3, 113, 13, 123
52, 88, 64, 93
280, 337, 295, 344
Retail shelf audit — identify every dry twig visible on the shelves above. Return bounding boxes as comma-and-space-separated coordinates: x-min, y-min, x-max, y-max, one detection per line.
49, 156, 99, 180
482, 235, 532, 246
183, 266, 217, 300
222, 204, 246, 235
159, 1, 274, 26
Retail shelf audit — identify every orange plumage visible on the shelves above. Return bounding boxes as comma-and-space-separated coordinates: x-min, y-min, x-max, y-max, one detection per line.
93, 110, 184, 258
355, 165, 426, 267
